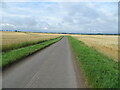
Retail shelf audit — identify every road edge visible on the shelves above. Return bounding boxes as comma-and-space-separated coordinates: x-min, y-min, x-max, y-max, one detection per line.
67, 37, 88, 88
2, 37, 63, 70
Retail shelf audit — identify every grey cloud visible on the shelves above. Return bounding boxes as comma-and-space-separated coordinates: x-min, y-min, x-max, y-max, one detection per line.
1, 2, 118, 33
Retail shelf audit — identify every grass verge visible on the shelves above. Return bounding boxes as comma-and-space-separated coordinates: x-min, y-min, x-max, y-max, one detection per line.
1, 36, 63, 68
68, 36, 119, 88
2, 36, 60, 52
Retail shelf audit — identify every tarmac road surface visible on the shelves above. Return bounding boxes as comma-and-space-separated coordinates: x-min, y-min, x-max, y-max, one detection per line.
3, 37, 86, 88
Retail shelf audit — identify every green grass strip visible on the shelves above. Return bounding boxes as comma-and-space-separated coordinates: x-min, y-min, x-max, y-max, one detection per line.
2, 36, 60, 52
1, 36, 63, 68
68, 36, 119, 88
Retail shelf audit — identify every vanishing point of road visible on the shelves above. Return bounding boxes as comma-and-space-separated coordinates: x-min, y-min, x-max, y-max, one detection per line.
3, 37, 86, 88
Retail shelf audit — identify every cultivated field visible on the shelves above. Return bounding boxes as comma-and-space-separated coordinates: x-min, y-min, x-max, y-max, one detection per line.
71, 35, 119, 61
1, 31, 62, 51
2, 37, 62, 67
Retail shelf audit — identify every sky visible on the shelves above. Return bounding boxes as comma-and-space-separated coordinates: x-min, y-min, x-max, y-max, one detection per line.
0, 1, 118, 33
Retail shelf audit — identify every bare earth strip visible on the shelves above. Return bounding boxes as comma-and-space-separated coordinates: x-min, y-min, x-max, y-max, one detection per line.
3, 37, 86, 88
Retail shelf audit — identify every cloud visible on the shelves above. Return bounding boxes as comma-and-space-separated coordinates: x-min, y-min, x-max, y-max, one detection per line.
2, 0, 119, 2
1, 2, 118, 33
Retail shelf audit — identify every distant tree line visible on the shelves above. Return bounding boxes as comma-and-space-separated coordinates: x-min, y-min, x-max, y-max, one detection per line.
0, 30, 119, 35
59, 32, 120, 35
0, 30, 21, 32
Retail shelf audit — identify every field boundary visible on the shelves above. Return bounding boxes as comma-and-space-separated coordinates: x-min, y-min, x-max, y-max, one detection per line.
2, 36, 63, 69
68, 36, 119, 88
68, 37, 88, 88
2, 36, 62, 52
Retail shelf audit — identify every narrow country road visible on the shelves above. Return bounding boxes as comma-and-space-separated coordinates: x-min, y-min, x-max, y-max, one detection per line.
3, 37, 86, 88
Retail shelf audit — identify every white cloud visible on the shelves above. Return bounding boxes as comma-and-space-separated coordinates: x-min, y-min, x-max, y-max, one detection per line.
1, 2, 118, 33
2, 0, 119, 2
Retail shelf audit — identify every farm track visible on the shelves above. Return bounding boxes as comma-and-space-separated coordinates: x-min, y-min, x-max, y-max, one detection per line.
3, 37, 86, 88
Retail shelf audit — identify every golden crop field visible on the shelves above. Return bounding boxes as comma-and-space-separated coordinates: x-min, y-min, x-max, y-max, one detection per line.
71, 35, 119, 61
1, 31, 62, 51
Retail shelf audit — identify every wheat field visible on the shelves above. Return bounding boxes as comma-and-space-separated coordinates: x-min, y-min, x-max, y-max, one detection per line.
1, 32, 119, 61
72, 35, 119, 61
1, 31, 62, 51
